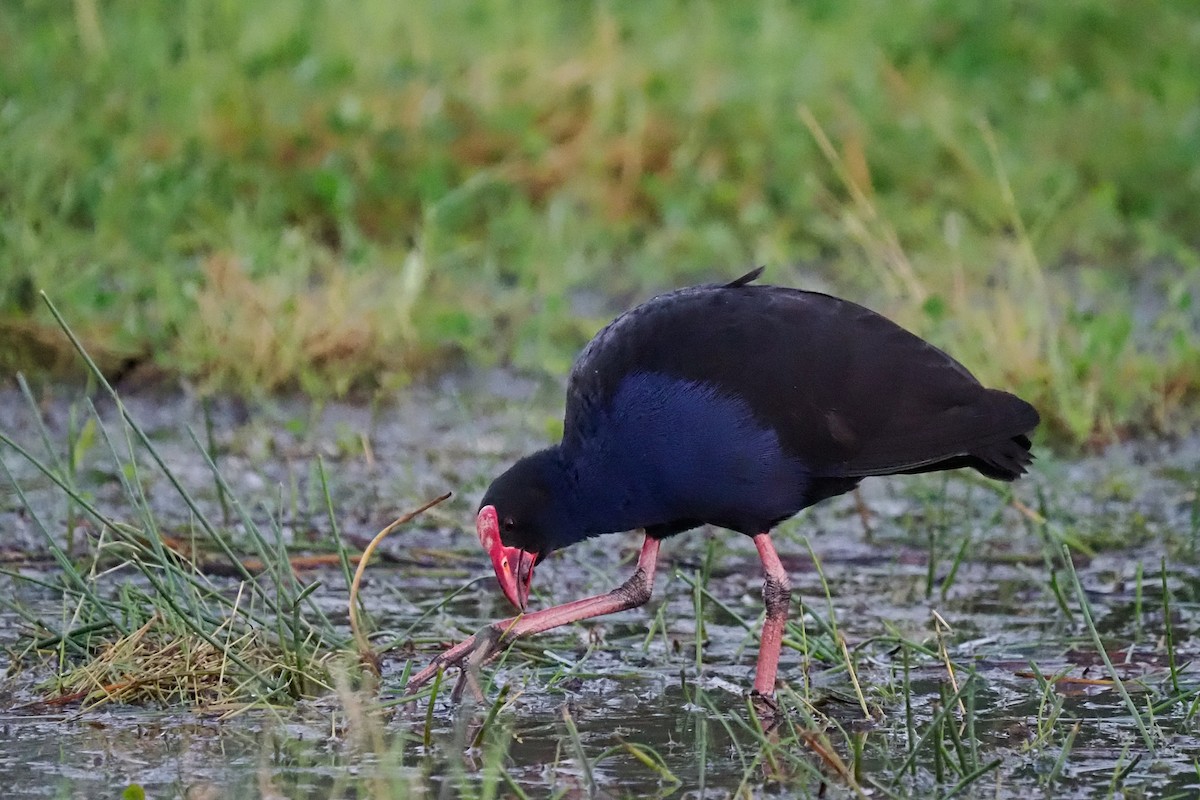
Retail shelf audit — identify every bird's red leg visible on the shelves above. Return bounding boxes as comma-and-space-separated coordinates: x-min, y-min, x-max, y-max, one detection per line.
405, 534, 661, 695
751, 531, 792, 700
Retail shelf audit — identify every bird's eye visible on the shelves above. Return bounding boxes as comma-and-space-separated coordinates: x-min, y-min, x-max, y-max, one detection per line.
502, 517, 516, 532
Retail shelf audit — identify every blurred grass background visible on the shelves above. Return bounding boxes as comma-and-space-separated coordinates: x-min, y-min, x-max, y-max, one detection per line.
1, 0, 1198, 442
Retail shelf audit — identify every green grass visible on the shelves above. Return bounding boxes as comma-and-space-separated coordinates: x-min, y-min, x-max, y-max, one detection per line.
2, 1, 1199, 439
0, 311, 350, 708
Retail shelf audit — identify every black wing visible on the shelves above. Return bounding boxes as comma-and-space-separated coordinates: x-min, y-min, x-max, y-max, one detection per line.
564, 269, 1038, 479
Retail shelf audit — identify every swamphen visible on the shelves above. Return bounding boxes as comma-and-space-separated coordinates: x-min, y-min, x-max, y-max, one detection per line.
407, 268, 1039, 703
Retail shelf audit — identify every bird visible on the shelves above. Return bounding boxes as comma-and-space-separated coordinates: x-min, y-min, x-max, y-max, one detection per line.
406, 268, 1039, 707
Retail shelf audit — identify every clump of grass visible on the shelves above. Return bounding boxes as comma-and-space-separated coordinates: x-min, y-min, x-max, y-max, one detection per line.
43, 609, 323, 709
0, 296, 446, 709
176, 251, 433, 395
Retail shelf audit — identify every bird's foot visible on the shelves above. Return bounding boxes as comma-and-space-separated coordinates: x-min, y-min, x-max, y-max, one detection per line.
404, 623, 510, 702
750, 690, 786, 730
450, 624, 508, 703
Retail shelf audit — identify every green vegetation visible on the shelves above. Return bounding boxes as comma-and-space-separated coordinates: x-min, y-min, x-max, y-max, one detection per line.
0, 311, 351, 708
3, 1, 1199, 438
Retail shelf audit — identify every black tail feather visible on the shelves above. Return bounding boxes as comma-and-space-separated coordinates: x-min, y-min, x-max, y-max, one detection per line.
969, 434, 1034, 480
896, 433, 1034, 481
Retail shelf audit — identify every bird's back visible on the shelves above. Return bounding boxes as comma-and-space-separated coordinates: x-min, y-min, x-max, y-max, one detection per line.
564, 269, 1038, 484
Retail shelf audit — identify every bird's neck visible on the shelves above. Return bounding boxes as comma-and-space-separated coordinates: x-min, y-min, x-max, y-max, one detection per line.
553, 437, 664, 542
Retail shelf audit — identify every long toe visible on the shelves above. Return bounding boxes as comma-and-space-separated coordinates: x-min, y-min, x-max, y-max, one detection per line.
450, 663, 487, 704
457, 625, 508, 701
750, 689, 785, 728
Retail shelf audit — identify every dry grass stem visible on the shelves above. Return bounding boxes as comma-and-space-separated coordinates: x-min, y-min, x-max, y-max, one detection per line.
348, 491, 453, 672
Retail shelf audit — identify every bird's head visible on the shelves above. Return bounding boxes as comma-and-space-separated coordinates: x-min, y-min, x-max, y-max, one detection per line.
476, 449, 567, 612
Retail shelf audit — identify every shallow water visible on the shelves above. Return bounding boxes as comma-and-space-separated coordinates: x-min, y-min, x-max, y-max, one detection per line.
1, 373, 1198, 798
